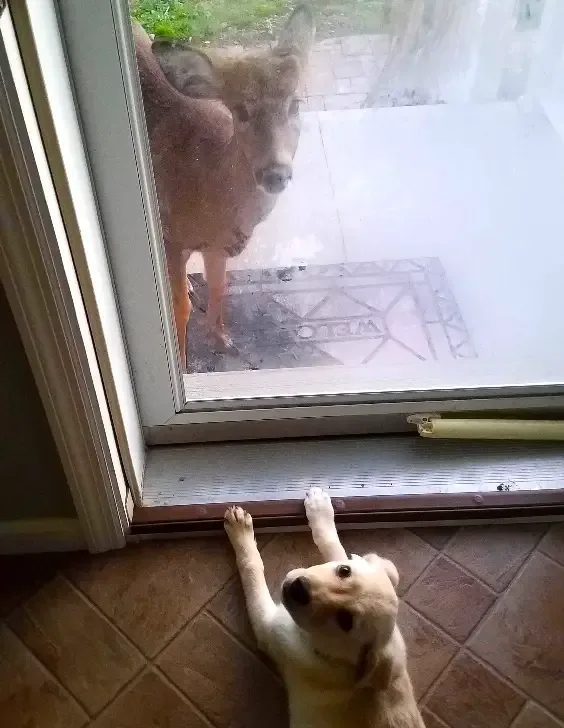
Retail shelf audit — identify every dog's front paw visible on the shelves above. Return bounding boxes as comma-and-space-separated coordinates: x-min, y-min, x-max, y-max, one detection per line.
305, 487, 335, 526
224, 505, 255, 548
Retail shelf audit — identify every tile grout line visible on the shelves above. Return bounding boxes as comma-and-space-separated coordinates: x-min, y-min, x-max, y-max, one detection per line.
443, 527, 548, 594
463, 543, 540, 648
7, 575, 148, 722
405, 530, 463, 706
508, 699, 528, 728
7, 561, 239, 723
2, 559, 64, 625
85, 670, 144, 725
56, 543, 268, 716
60, 569, 147, 649
402, 598, 470, 653
57, 573, 146, 660
535, 547, 564, 571
87, 663, 147, 724
151, 664, 218, 728
463, 646, 564, 727
463, 648, 536, 702
437, 528, 460, 551
402, 601, 461, 650
2, 620, 91, 722
522, 701, 564, 728
402, 530, 456, 601
420, 541, 564, 726
151, 572, 241, 663
203, 609, 283, 683
410, 525, 501, 706
461, 544, 564, 728
418, 647, 461, 707
452, 544, 542, 702
203, 608, 259, 660
420, 534, 553, 717
421, 706, 451, 728
8, 571, 147, 723
62, 565, 238, 664
494, 527, 548, 584
436, 552, 503, 596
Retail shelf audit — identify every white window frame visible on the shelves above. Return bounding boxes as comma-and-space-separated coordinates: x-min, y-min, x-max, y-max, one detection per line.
8, 0, 564, 450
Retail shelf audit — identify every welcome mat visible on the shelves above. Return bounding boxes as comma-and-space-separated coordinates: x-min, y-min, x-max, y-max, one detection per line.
186, 257, 476, 374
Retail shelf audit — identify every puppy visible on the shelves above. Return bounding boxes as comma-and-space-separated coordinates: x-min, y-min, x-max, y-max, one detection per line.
224, 487, 425, 728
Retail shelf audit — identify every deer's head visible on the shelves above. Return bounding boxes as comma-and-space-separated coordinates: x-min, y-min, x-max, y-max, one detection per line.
152, 5, 315, 195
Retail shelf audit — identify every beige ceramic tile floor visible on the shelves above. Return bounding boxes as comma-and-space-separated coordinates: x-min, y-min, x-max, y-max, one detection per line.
1, 523, 564, 728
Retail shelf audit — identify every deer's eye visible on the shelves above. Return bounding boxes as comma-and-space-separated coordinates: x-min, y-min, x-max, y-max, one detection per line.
336, 564, 351, 579
233, 104, 250, 123
289, 98, 300, 116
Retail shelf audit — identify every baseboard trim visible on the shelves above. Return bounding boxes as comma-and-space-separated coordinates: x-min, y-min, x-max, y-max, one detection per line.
0, 518, 85, 554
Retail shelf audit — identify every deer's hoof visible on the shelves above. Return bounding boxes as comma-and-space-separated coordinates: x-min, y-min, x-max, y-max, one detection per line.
210, 327, 238, 354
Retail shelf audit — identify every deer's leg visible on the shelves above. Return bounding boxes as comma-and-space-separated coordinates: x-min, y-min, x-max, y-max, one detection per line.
168, 255, 191, 369
202, 249, 233, 349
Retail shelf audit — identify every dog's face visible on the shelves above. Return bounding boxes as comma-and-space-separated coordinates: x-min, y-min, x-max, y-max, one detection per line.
282, 554, 399, 655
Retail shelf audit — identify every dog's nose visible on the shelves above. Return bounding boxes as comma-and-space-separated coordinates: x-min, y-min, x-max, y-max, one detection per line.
256, 164, 292, 194
283, 576, 310, 606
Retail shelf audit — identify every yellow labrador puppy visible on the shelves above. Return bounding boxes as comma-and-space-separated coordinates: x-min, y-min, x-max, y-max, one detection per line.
224, 487, 425, 728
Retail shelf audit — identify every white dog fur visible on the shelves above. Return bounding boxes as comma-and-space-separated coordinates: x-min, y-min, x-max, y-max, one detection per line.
224, 487, 425, 728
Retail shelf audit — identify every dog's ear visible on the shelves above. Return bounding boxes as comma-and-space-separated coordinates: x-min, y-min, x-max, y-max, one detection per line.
362, 553, 399, 589
152, 41, 221, 99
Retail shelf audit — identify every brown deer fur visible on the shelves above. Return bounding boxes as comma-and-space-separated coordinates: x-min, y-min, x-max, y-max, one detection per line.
133, 7, 315, 366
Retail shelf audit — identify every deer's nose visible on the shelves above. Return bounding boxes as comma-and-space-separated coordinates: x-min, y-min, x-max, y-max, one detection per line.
282, 576, 310, 607
256, 164, 292, 194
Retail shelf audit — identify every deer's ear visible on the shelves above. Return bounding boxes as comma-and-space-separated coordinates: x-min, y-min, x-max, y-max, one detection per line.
152, 41, 221, 99
274, 4, 315, 62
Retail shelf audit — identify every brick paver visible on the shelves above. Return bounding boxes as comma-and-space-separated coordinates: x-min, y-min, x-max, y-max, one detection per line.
303, 34, 389, 110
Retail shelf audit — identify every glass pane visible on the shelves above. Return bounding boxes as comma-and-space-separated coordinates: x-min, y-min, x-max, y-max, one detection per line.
130, 0, 564, 404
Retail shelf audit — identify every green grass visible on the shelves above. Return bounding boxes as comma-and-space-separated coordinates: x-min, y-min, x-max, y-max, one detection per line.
199, 0, 291, 39
130, 0, 213, 41
131, 0, 389, 45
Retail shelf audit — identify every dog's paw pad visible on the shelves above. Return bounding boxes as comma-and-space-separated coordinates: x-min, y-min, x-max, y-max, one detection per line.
305, 487, 334, 519
224, 505, 253, 533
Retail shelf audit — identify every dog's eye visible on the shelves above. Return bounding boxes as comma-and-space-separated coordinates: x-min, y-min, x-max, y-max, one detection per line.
336, 564, 351, 579
233, 104, 250, 123
335, 608, 354, 632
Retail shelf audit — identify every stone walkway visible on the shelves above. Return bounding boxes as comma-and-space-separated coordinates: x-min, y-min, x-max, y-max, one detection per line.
300, 34, 390, 111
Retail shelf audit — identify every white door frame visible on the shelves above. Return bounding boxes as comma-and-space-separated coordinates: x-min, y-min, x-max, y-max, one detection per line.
0, 6, 140, 551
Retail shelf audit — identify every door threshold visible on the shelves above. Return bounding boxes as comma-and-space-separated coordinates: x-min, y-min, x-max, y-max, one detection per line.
132, 434, 564, 535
